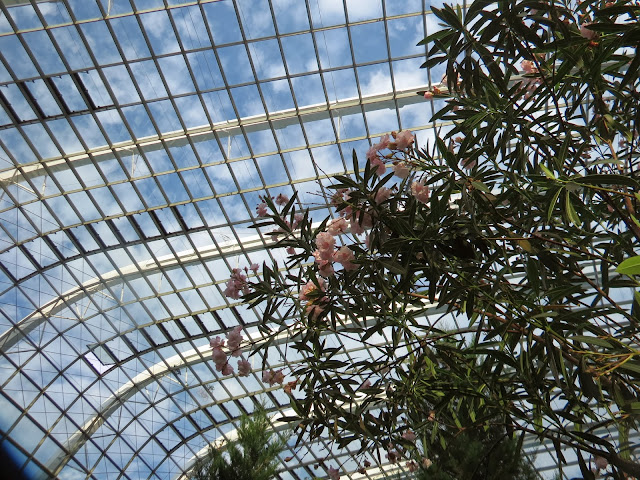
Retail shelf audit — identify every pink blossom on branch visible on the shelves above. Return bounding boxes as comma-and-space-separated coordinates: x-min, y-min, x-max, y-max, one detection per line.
220, 363, 233, 376
237, 358, 251, 376
402, 430, 417, 442
520, 59, 538, 74
370, 156, 387, 176
349, 216, 366, 236
580, 23, 597, 40
305, 303, 326, 321
300, 278, 326, 301
328, 466, 341, 480
212, 347, 227, 366
327, 217, 348, 236
392, 162, 411, 179
394, 130, 415, 150
316, 232, 336, 257
333, 246, 358, 271
256, 202, 268, 217
411, 180, 430, 204
374, 187, 392, 204
262, 369, 285, 386
406, 460, 419, 472
292, 212, 304, 229
224, 268, 250, 299
275, 193, 289, 206
227, 326, 243, 356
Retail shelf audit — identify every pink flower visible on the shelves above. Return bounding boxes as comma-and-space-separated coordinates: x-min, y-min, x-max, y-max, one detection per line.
300, 278, 325, 300
220, 363, 233, 376
386, 449, 400, 464
333, 246, 358, 271
411, 180, 430, 204
317, 260, 335, 277
395, 130, 415, 150
594, 456, 608, 470
227, 326, 243, 356
331, 189, 347, 206
237, 359, 251, 376
370, 156, 387, 176
275, 193, 289, 206
402, 430, 417, 442
224, 269, 250, 299
286, 246, 296, 255
392, 162, 410, 179
377, 134, 390, 150
424, 91, 433, 100
366, 134, 391, 164
580, 23, 597, 40
316, 232, 336, 255
210, 336, 225, 349
406, 460, 419, 472
358, 380, 371, 390
521, 60, 537, 74
349, 216, 366, 235
292, 212, 304, 229
306, 303, 325, 321
461, 157, 476, 170
328, 466, 340, 480
249, 263, 259, 273
366, 144, 379, 162
273, 370, 285, 384
374, 187, 392, 204
262, 369, 285, 386
212, 347, 227, 366
327, 217, 348, 236
256, 202, 268, 217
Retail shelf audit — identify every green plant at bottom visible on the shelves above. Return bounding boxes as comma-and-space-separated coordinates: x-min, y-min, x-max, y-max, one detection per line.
416, 424, 538, 480
189, 406, 288, 480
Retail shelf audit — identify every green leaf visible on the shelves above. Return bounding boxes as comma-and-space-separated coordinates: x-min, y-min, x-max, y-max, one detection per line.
616, 256, 640, 276
564, 193, 580, 226
540, 163, 556, 180
547, 187, 562, 223
470, 180, 491, 193
569, 335, 612, 348
573, 174, 640, 190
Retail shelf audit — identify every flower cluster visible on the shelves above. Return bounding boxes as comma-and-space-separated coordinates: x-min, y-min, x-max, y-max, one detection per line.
256, 193, 290, 217
312, 228, 358, 277
300, 278, 330, 321
210, 326, 251, 376
365, 131, 415, 178
410, 179, 430, 204
423, 85, 441, 99
224, 268, 250, 299
262, 369, 285, 386
224, 264, 259, 299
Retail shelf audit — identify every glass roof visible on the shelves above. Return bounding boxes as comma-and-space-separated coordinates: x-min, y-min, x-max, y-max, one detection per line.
0, 0, 585, 479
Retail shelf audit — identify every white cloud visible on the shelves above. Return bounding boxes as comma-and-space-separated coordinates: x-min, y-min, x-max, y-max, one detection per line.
359, 67, 392, 96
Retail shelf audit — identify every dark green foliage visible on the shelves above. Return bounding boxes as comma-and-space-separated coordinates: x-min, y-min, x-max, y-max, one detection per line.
418, 426, 537, 480
189, 407, 288, 480
240, 0, 640, 478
